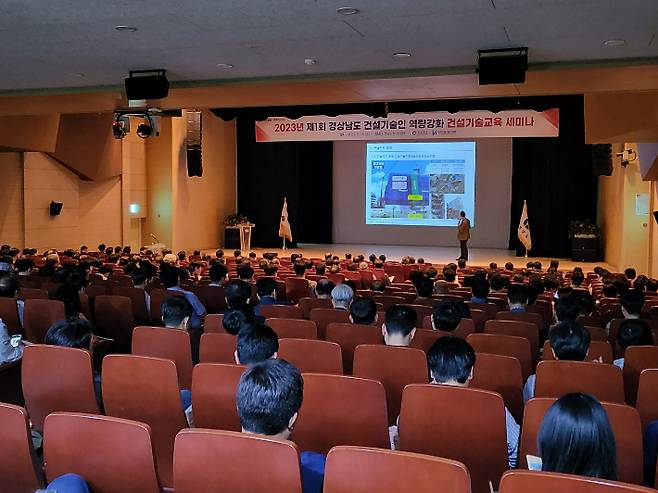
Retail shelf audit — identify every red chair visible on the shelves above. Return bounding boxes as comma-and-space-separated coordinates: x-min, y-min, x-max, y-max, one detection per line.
471, 352, 524, 424
132, 326, 193, 389
22, 299, 65, 343
310, 308, 350, 339
260, 304, 303, 319
94, 295, 136, 351
326, 322, 383, 374
623, 345, 658, 406
407, 305, 433, 327
111, 286, 151, 324
18, 288, 49, 300
467, 333, 533, 381
534, 360, 625, 403
0, 403, 44, 492
149, 289, 184, 324
199, 332, 237, 364
191, 285, 227, 314
278, 338, 343, 374
191, 363, 245, 431
266, 318, 318, 339
499, 470, 655, 493
203, 313, 224, 333
285, 278, 311, 304
298, 297, 333, 319
371, 295, 405, 311
496, 311, 544, 334
0, 298, 21, 335
636, 369, 658, 431
485, 319, 539, 364
411, 328, 452, 352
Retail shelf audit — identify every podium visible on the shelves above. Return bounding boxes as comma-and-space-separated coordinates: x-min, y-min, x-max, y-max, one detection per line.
224, 223, 255, 251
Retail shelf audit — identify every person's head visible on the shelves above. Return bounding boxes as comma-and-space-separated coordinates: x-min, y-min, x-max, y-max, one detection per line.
315, 264, 326, 275
161, 296, 193, 330
507, 284, 529, 308
159, 264, 180, 288
237, 263, 254, 281
427, 337, 476, 386
237, 359, 303, 440
44, 318, 92, 349
315, 278, 335, 299
602, 283, 618, 298
504, 262, 514, 271
443, 269, 456, 283
538, 393, 616, 480
98, 243, 106, 253
234, 250, 242, 258
235, 323, 279, 365
621, 290, 644, 318
431, 301, 462, 332
489, 262, 498, 271
459, 211, 466, 218
550, 321, 591, 361
573, 291, 595, 316
383, 305, 417, 346
256, 277, 277, 300
457, 259, 466, 269
331, 284, 354, 309
223, 305, 257, 335
489, 274, 509, 292
555, 294, 581, 323
618, 319, 654, 352
15, 258, 34, 274
370, 280, 385, 293
633, 275, 648, 291
209, 263, 228, 285
293, 263, 306, 277
225, 279, 252, 308
349, 297, 377, 325
471, 276, 490, 300
0, 275, 19, 299
54, 284, 83, 318
571, 270, 585, 287
624, 268, 637, 281
647, 278, 658, 293
415, 276, 434, 298
264, 264, 279, 277
215, 249, 224, 259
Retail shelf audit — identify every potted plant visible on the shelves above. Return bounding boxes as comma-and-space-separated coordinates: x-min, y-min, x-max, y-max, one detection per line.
569, 220, 600, 238
223, 213, 251, 226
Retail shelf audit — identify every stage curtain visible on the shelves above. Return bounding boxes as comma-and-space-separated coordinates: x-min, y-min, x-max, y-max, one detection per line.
235, 116, 333, 248
508, 96, 597, 258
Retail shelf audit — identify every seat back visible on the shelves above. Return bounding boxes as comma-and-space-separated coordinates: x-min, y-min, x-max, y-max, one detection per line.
174, 429, 302, 493
542, 339, 614, 364
260, 304, 303, 319
371, 295, 405, 311
292, 373, 389, 454
0, 403, 44, 492
499, 470, 655, 493
298, 297, 333, 319
399, 384, 509, 493
0, 298, 21, 334
325, 322, 384, 374
23, 299, 65, 343
149, 289, 184, 324
471, 352, 524, 424
636, 369, 658, 431
485, 319, 539, 363
0, 359, 24, 405
101, 354, 187, 487
323, 446, 471, 493
18, 288, 49, 301
407, 305, 433, 327
132, 326, 193, 389
467, 333, 533, 381
22, 345, 99, 430
411, 328, 452, 352
44, 413, 161, 493
199, 332, 237, 364
623, 345, 658, 405
203, 313, 224, 333
266, 318, 318, 339
191, 363, 245, 431
191, 285, 227, 314
111, 287, 150, 324
310, 308, 351, 339
353, 345, 428, 425
285, 278, 311, 304
519, 398, 643, 484
535, 360, 625, 403
496, 311, 544, 333
94, 295, 136, 351
278, 338, 343, 374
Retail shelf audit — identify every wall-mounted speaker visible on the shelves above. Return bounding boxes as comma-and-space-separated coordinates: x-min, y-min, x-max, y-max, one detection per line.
590, 144, 613, 176
477, 48, 528, 85
186, 111, 203, 177
124, 69, 169, 100
49, 201, 63, 216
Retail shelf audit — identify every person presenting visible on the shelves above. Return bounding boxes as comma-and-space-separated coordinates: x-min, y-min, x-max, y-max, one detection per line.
457, 211, 471, 261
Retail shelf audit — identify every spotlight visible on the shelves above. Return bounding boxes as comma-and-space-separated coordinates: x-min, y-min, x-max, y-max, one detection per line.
136, 117, 153, 139
112, 116, 129, 139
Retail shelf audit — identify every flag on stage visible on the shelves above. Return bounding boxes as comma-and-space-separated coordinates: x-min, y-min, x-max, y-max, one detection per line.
518, 200, 532, 251
279, 197, 292, 242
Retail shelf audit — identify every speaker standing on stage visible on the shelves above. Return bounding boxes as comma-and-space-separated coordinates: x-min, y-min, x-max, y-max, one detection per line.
457, 211, 471, 261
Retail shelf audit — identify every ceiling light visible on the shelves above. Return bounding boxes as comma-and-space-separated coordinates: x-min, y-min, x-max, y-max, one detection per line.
216, 63, 234, 69
112, 117, 129, 139
304, 58, 318, 65
392, 52, 412, 59
114, 25, 138, 32
604, 39, 626, 47
136, 117, 153, 139
337, 6, 360, 15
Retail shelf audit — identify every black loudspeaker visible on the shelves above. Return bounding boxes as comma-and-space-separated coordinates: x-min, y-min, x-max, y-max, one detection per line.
49, 201, 63, 216
186, 111, 203, 177
477, 48, 527, 85
590, 144, 613, 176
653, 211, 658, 225
124, 70, 169, 100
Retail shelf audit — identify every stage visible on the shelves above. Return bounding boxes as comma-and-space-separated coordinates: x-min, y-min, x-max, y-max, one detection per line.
212, 243, 616, 272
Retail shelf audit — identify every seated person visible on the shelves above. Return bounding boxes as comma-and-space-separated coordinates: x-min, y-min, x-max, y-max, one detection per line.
431, 301, 463, 332
614, 319, 654, 369
160, 264, 206, 330
225, 279, 253, 308
294, 263, 317, 292
349, 298, 377, 325
414, 276, 434, 301
370, 280, 386, 293
46, 473, 91, 493
554, 294, 581, 324
223, 305, 261, 335
0, 275, 24, 326
237, 359, 325, 493
208, 263, 228, 286
443, 269, 458, 285
235, 323, 279, 365
571, 270, 585, 288
331, 284, 353, 311
162, 296, 193, 331
15, 258, 34, 277
470, 276, 490, 304
523, 321, 591, 402
254, 277, 278, 316
382, 305, 416, 347
625, 267, 637, 283
507, 284, 529, 313
427, 337, 519, 468
237, 263, 255, 282
315, 279, 335, 300
264, 264, 279, 277
538, 392, 616, 479
54, 283, 86, 320
621, 289, 644, 320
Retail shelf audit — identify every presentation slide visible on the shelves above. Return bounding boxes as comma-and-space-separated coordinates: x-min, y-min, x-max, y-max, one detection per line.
365, 142, 476, 227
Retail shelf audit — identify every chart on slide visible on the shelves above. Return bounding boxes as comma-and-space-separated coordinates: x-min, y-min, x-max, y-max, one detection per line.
366, 142, 476, 227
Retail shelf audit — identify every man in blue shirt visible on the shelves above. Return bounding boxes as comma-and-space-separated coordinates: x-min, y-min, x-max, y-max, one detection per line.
470, 275, 490, 304
507, 284, 529, 313
253, 277, 278, 317
236, 359, 325, 493
160, 263, 206, 329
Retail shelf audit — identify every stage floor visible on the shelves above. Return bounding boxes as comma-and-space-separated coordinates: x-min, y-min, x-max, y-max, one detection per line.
218, 243, 615, 272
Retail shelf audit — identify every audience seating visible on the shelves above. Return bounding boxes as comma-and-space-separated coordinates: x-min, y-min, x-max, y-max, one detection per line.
636, 369, 658, 431
324, 446, 471, 493
468, 308, 488, 332
467, 333, 533, 381
199, 332, 236, 364
577, 314, 603, 328
0, 359, 24, 406
520, 398, 643, 484
266, 317, 318, 339
325, 322, 384, 374
471, 352, 524, 423
22, 299, 65, 343
495, 311, 544, 334
22, 344, 100, 430
623, 345, 658, 406
292, 373, 389, 454
299, 297, 333, 319
111, 286, 150, 324
310, 308, 350, 339
0, 403, 45, 493
285, 277, 311, 304
191, 285, 227, 314
421, 317, 476, 338
94, 295, 136, 351
174, 429, 303, 493
499, 470, 656, 493
407, 304, 433, 327
371, 295, 406, 311
149, 289, 184, 324
260, 304, 303, 319
0, 297, 21, 335
541, 340, 614, 364
466, 301, 499, 320
18, 287, 49, 300
484, 320, 539, 364
411, 328, 451, 352
102, 354, 188, 487
44, 412, 162, 493
203, 313, 224, 333
399, 384, 509, 493
584, 325, 608, 342
534, 360, 625, 403
132, 326, 193, 389
278, 338, 343, 374
191, 363, 244, 431
353, 344, 429, 425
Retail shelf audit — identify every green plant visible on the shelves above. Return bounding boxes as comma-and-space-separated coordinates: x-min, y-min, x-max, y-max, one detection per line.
223, 213, 250, 226
569, 220, 600, 237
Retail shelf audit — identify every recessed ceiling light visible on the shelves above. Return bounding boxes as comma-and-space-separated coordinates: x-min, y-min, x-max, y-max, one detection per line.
114, 25, 138, 32
304, 58, 318, 65
604, 39, 626, 47
337, 6, 360, 15
216, 63, 234, 69
392, 52, 412, 59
